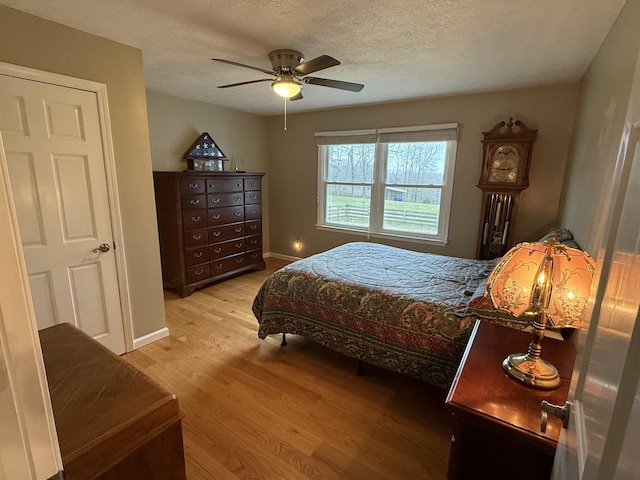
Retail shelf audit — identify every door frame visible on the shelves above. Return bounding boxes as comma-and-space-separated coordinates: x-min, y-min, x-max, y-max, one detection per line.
0, 61, 134, 352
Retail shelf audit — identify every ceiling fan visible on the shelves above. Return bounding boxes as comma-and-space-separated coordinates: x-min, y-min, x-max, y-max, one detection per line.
212, 49, 364, 100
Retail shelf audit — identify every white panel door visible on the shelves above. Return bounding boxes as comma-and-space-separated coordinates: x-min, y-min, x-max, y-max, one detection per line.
552, 47, 640, 479
0, 132, 63, 480
0, 74, 125, 354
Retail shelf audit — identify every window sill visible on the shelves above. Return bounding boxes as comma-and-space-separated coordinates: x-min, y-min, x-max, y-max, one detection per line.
316, 224, 448, 246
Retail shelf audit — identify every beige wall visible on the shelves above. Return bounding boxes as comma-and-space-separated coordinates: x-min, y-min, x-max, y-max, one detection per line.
267, 84, 580, 258
0, 6, 166, 339
558, 0, 640, 255
145, 89, 271, 251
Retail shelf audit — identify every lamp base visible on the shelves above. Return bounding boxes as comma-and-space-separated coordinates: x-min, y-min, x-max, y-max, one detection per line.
502, 353, 561, 389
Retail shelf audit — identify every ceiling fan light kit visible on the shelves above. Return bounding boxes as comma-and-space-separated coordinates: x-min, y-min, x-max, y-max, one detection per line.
271, 74, 301, 98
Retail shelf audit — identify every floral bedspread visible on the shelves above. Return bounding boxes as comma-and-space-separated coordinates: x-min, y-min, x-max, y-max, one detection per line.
252, 242, 526, 389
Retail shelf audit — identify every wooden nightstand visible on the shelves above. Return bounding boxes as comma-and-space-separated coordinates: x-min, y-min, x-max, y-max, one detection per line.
445, 320, 576, 480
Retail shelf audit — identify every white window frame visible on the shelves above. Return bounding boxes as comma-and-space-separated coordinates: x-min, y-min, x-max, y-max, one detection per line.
316, 123, 458, 245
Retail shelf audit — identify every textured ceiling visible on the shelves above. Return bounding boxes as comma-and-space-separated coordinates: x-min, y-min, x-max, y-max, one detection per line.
1, 0, 627, 116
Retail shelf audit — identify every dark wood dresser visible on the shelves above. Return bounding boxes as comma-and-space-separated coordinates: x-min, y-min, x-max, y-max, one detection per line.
153, 171, 266, 297
445, 320, 576, 480
39, 323, 186, 480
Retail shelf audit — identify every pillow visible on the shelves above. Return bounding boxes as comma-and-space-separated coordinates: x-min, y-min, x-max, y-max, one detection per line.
539, 227, 574, 243
454, 280, 532, 332
539, 227, 582, 250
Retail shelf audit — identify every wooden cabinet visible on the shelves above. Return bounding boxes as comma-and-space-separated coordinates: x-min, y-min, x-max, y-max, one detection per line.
445, 321, 576, 480
153, 171, 265, 297
39, 323, 186, 480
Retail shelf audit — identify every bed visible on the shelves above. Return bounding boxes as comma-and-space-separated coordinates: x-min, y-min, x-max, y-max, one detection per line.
252, 241, 529, 390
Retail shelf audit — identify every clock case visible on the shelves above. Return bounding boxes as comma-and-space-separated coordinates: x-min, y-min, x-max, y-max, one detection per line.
475, 118, 537, 260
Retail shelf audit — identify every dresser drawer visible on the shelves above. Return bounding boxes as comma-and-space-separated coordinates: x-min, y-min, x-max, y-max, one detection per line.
208, 192, 244, 208
245, 220, 261, 236
208, 206, 244, 225
182, 194, 206, 209
246, 249, 263, 265
244, 178, 262, 191
185, 263, 210, 284
207, 178, 243, 193
180, 178, 206, 194
245, 235, 262, 251
184, 246, 209, 267
210, 238, 245, 260
183, 228, 208, 247
244, 191, 261, 204
182, 210, 207, 229
209, 223, 244, 243
245, 204, 261, 220
210, 254, 246, 276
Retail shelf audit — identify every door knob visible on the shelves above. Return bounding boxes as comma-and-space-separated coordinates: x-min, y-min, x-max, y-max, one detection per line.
540, 400, 571, 432
92, 243, 111, 253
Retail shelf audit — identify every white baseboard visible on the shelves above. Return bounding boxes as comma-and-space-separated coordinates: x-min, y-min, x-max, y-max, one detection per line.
132, 326, 169, 350
264, 251, 302, 262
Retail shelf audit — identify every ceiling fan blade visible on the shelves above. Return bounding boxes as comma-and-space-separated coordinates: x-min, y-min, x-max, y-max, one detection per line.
294, 55, 340, 76
212, 58, 275, 76
218, 79, 273, 89
303, 77, 364, 92
290, 91, 304, 101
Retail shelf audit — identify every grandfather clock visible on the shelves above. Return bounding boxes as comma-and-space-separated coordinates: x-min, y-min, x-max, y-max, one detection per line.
475, 118, 537, 259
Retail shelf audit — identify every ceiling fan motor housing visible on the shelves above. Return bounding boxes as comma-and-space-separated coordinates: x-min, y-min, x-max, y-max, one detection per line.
269, 49, 304, 73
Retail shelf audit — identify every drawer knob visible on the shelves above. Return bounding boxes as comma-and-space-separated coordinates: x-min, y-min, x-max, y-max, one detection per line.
213, 198, 220, 203
235, 227, 242, 233
214, 248, 222, 253
195, 269, 204, 275
251, 240, 258, 245
214, 264, 223, 270
235, 243, 243, 248
193, 234, 202, 240
235, 212, 242, 217
251, 225, 257, 230
189, 183, 199, 189
212, 231, 221, 237
194, 252, 203, 258
191, 216, 201, 222
236, 258, 244, 264
190, 199, 200, 205
234, 196, 241, 202
213, 214, 221, 220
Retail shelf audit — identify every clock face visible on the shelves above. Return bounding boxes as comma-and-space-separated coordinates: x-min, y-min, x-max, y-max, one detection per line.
488, 144, 520, 183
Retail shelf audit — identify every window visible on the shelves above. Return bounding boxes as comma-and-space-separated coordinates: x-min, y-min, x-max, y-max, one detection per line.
316, 124, 458, 244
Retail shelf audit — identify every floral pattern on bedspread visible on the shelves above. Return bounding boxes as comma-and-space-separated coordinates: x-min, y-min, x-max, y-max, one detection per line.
252, 242, 525, 389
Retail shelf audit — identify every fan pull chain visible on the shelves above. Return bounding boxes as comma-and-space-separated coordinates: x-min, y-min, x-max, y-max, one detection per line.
283, 96, 287, 131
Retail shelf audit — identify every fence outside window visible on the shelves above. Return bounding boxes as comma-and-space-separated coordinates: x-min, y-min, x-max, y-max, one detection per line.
326, 204, 439, 233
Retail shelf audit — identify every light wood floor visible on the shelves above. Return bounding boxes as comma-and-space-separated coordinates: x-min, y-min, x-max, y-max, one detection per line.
123, 258, 452, 480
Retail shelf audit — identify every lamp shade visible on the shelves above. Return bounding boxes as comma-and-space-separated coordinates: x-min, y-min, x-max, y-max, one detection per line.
485, 240, 595, 328
271, 75, 301, 98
